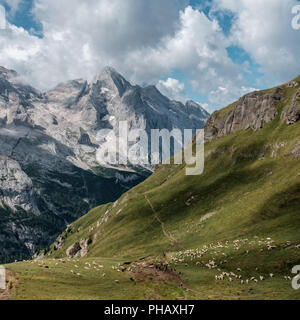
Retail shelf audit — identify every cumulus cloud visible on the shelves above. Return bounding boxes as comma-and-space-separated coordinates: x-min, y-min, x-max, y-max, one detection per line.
0, 0, 298, 111
0, 0, 188, 90
125, 6, 241, 89
213, 0, 300, 83
157, 78, 186, 102
0, 2, 243, 94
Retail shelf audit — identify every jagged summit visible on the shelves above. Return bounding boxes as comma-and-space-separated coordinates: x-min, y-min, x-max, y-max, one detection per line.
92, 66, 131, 97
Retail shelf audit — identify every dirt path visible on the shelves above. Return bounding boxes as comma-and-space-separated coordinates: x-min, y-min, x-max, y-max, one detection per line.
144, 194, 183, 250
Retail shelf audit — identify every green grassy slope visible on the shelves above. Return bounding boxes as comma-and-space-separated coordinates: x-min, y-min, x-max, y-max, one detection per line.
3, 78, 300, 300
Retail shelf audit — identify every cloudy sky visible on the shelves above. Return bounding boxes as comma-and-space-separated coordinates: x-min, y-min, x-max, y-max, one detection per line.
0, 0, 299, 112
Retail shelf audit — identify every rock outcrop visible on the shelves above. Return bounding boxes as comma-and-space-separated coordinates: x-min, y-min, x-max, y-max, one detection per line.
282, 89, 300, 125
205, 89, 282, 141
205, 78, 300, 141
0, 156, 38, 213
66, 238, 91, 258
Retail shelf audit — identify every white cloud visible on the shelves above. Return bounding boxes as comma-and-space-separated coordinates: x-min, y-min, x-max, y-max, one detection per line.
0, 0, 298, 111
0, 0, 188, 90
157, 78, 186, 102
124, 6, 241, 89
0, 2, 243, 97
208, 85, 257, 107
213, 0, 300, 83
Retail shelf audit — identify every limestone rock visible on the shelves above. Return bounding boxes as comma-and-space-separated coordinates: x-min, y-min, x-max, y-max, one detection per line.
66, 238, 91, 258
205, 89, 283, 141
66, 242, 81, 258
282, 90, 300, 125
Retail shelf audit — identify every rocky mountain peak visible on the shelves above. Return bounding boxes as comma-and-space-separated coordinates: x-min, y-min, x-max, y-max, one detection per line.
92, 66, 131, 97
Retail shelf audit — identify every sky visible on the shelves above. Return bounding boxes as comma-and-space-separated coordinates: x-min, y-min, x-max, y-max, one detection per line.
0, 0, 299, 112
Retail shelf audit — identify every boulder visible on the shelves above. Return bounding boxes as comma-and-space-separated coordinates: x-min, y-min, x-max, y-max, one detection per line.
66, 238, 92, 258
66, 242, 81, 258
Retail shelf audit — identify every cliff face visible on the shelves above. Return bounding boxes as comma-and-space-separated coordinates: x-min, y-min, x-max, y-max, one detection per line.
205, 78, 300, 141
282, 89, 300, 125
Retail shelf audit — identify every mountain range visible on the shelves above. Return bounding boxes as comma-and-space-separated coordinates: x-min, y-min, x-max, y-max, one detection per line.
0, 66, 209, 263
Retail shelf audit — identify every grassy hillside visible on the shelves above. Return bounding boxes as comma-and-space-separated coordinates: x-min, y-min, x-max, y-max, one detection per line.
2, 79, 300, 300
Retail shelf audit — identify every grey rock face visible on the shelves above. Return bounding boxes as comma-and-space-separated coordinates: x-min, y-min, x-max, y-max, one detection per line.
66, 238, 91, 258
205, 89, 283, 141
0, 155, 38, 213
0, 66, 209, 262
66, 242, 81, 258
282, 89, 300, 125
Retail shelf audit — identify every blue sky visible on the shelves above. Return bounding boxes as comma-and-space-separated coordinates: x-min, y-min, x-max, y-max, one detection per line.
0, 0, 299, 112
1, 0, 42, 35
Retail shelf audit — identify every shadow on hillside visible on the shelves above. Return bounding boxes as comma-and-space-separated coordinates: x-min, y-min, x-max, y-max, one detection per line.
154, 161, 276, 220
254, 182, 300, 221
